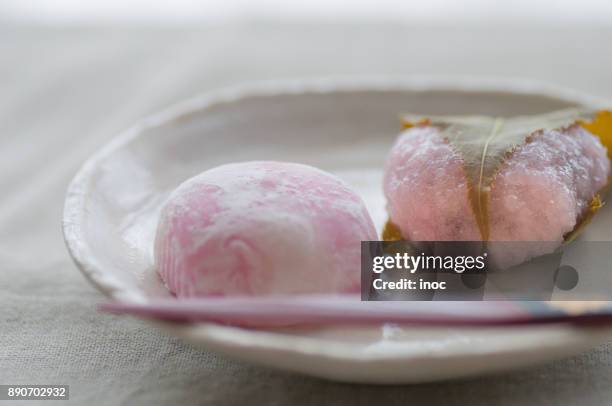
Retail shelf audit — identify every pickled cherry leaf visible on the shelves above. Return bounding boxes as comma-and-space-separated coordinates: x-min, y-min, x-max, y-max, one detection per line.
579, 110, 612, 158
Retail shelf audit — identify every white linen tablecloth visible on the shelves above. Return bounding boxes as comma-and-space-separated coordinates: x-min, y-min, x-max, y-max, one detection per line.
1, 23, 612, 405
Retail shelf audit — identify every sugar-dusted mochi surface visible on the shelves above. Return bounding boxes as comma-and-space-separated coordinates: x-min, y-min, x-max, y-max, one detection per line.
384, 123, 609, 267
155, 161, 377, 297
488, 125, 610, 266
383, 126, 481, 241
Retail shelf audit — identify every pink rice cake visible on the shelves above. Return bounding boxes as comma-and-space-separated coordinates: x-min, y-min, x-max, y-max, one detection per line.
488, 125, 610, 266
384, 123, 609, 267
155, 161, 377, 297
383, 125, 481, 241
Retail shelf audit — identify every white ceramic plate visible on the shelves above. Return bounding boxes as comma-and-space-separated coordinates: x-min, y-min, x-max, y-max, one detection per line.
63, 76, 612, 383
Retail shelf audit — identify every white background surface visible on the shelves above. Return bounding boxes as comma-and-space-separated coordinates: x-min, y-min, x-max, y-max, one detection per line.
1, 0, 612, 403
2, 0, 612, 24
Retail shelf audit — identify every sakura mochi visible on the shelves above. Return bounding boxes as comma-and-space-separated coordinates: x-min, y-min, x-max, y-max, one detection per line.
155, 161, 377, 297
384, 109, 611, 267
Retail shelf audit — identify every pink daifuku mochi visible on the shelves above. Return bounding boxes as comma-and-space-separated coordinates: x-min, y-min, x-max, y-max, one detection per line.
155, 161, 377, 297
384, 125, 609, 249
